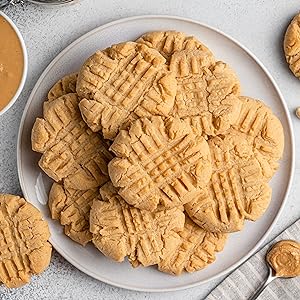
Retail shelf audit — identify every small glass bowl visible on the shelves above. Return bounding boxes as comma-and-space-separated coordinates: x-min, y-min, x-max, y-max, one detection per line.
0, 11, 28, 116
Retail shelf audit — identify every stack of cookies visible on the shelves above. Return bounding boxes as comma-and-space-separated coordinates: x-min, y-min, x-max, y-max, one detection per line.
31, 31, 284, 275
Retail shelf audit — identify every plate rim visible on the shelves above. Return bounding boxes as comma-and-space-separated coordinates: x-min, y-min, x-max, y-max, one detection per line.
17, 14, 295, 292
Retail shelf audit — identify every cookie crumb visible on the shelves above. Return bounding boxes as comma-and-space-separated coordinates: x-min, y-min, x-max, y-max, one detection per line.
296, 107, 300, 119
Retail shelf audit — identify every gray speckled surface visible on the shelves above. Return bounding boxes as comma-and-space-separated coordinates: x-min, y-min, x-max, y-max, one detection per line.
0, 0, 300, 299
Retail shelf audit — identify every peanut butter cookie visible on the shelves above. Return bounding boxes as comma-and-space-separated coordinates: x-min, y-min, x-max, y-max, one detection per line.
89, 182, 185, 267
49, 183, 100, 246
159, 216, 227, 275
77, 42, 177, 139
284, 13, 300, 78
108, 116, 212, 211
31, 93, 113, 190
230, 96, 284, 179
0, 194, 52, 288
136, 31, 213, 61
47, 73, 78, 101
185, 133, 272, 233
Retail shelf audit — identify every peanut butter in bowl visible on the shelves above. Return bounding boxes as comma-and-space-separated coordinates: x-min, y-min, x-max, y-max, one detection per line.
267, 240, 300, 277
0, 12, 27, 115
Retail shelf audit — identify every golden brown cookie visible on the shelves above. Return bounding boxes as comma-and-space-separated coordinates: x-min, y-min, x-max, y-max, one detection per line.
48, 183, 100, 246
48, 73, 78, 101
171, 56, 241, 135
31, 93, 113, 190
185, 133, 272, 233
89, 182, 185, 267
158, 216, 227, 275
138, 31, 242, 135
284, 13, 300, 77
77, 42, 177, 139
0, 194, 52, 288
108, 116, 212, 211
231, 96, 284, 179
136, 31, 213, 61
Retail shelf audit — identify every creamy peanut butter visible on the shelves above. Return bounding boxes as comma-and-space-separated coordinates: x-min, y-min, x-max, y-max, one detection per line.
0, 15, 24, 112
267, 240, 300, 277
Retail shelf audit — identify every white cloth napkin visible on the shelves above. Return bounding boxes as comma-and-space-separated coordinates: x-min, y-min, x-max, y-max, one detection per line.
206, 219, 300, 300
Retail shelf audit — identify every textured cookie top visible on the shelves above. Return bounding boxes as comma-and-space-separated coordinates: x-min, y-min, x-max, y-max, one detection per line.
185, 133, 272, 233
284, 13, 300, 77
171, 56, 241, 135
231, 96, 284, 179
137, 31, 241, 136
77, 42, 177, 139
89, 182, 185, 267
136, 31, 213, 61
47, 73, 78, 101
108, 116, 212, 211
0, 194, 52, 288
31, 93, 113, 190
48, 183, 100, 246
158, 216, 227, 275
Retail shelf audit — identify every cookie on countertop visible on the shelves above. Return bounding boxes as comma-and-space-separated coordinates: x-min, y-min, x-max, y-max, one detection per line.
185, 133, 272, 233
89, 182, 185, 267
108, 116, 212, 211
47, 73, 78, 101
48, 183, 100, 246
158, 216, 227, 275
0, 194, 52, 288
31, 93, 113, 190
77, 42, 177, 139
284, 13, 300, 78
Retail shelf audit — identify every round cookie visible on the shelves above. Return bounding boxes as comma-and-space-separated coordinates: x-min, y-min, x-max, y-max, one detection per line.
158, 216, 227, 275
138, 31, 242, 136
108, 116, 212, 211
49, 183, 100, 246
231, 96, 284, 179
136, 31, 213, 61
284, 13, 300, 78
0, 194, 52, 288
77, 42, 177, 139
31, 93, 113, 190
185, 133, 272, 233
89, 182, 185, 267
47, 73, 78, 101
170, 51, 241, 135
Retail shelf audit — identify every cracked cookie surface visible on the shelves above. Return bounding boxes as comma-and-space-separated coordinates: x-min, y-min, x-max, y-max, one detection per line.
137, 31, 242, 135
89, 182, 185, 267
31, 93, 113, 190
185, 133, 272, 233
159, 216, 227, 275
47, 73, 78, 101
49, 183, 100, 246
136, 31, 213, 61
230, 96, 284, 180
284, 13, 300, 78
0, 194, 52, 288
77, 42, 177, 139
108, 116, 212, 211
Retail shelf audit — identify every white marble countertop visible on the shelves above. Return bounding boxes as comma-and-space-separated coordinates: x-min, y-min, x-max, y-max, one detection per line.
0, 0, 300, 299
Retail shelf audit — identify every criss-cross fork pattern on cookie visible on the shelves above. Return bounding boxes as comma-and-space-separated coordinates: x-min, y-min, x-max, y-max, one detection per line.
49, 183, 100, 246
108, 116, 212, 211
31, 93, 113, 190
90, 182, 185, 267
159, 216, 227, 275
185, 134, 272, 233
77, 42, 177, 139
0, 195, 52, 288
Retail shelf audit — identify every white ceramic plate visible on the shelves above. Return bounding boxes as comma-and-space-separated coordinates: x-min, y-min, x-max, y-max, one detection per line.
17, 15, 294, 292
